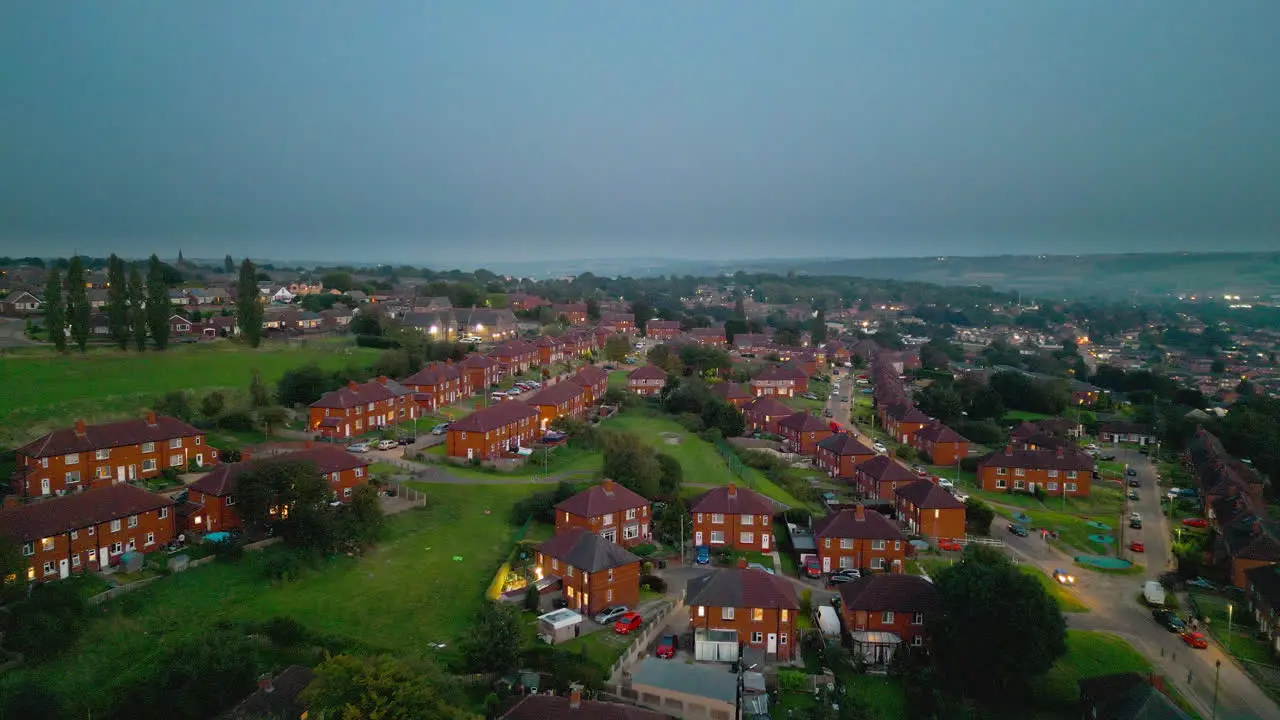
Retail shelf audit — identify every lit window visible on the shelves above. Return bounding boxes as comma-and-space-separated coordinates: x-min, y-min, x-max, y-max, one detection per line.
752, 609, 763, 622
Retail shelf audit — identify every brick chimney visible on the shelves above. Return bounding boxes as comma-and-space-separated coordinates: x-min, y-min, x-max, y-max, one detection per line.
855, 503, 866, 522
347, 380, 358, 391
602, 479, 615, 494
74, 419, 87, 437
1004, 445, 1013, 456
377, 375, 388, 386
257, 673, 275, 693
727, 483, 737, 498
568, 685, 582, 709
145, 411, 157, 427
1056, 445, 1065, 459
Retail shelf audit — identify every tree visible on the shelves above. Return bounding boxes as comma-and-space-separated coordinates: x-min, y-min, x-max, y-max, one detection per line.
257, 405, 290, 437
120, 631, 260, 720
249, 368, 271, 408
340, 484, 386, 547
927, 546, 1067, 700
916, 385, 963, 425
656, 452, 683, 496
127, 266, 148, 351
223, 254, 235, 274
655, 498, 693, 547
321, 271, 354, 292
233, 459, 330, 536
963, 498, 995, 534
277, 363, 343, 406
105, 254, 129, 349
199, 390, 226, 419
303, 654, 477, 720
630, 300, 654, 336
42, 268, 66, 352
966, 386, 1006, 421
460, 602, 522, 674
236, 258, 265, 347
64, 256, 90, 352
154, 391, 194, 421
603, 335, 631, 362
810, 308, 827, 343
1210, 358, 1226, 375
0, 537, 27, 605
601, 431, 661, 497
586, 297, 601, 320
145, 255, 171, 350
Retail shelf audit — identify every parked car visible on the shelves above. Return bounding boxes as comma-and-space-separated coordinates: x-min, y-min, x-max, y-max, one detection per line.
1182, 518, 1208, 529
804, 557, 822, 578
695, 545, 710, 565
1130, 518, 1143, 530
347, 442, 371, 453
951, 492, 970, 503
912, 465, 928, 477
431, 423, 450, 435
397, 436, 414, 445
1180, 631, 1208, 649
376, 439, 398, 450
938, 539, 963, 552
1052, 569, 1076, 585
1100, 454, 1117, 461
801, 392, 818, 400
613, 612, 643, 634
1152, 608, 1185, 633
593, 606, 630, 625
827, 574, 858, 588
460, 335, 483, 343
823, 409, 833, 418
1126, 468, 1138, 477
1128, 491, 1139, 501
1130, 540, 1145, 553
937, 478, 954, 489
655, 634, 677, 659
1128, 478, 1140, 487
873, 442, 888, 454
1008, 523, 1029, 537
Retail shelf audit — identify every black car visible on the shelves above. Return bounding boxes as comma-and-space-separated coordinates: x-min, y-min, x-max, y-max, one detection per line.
1128, 478, 1140, 488
1100, 454, 1117, 461
827, 574, 858, 587
1130, 519, 1143, 530
1152, 609, 1186, 633
397, 437, 414, 445
1008, 523, 1029, 537
1126, 468, 1138, 477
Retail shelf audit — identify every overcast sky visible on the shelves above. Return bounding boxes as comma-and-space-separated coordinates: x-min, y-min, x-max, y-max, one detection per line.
2, 2, 1278, 265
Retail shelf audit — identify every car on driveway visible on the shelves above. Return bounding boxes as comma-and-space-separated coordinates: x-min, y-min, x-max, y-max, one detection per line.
873, 442, 887, 454
376, 439, 398, 450
613, 612, 643, 634
1180, 631, 1208, 649
655, 634, 677, 659
1152, 609, 1186, 633
695, 546, 710, 565
1130, 540, 1145, 553
938, 539, 962, 552
1053, 569, 1076, 585
826, 569, 860, 587
1182, 518, 1208, 529
1008, 523, 1029, 537
804, 557, 822, 578
347, 442, 371, 453
432, 423, 450, 435
594, 605, 630, 625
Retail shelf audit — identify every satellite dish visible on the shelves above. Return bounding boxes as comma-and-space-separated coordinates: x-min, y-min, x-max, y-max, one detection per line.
178, 534, 186, 543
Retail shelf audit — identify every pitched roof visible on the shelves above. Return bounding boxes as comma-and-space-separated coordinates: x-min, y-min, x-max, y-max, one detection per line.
309, 377, 413, 409
0, 485, 175, 541
979, 447, 1093, 471
569, 365, 608, 387
191, 447, 370, 498
647, 320, 681, 331
628, 365, 667, 381
556, 480, 649, 518
1100, 422, 1155, 435
690, 485, 775, 516
813, 507, 904, 540
817, 433, 876, 457
1245, 564, 1280, 609
460, 353, 498, 369
895, 480, 965, 509
779, 412, 829, 433
1077, 673, 1190, 720
686, 567, 799, 610
215, 665, 315, 720
855, 455, 918, 483
837, 574, 939, 613
499, 694, 671, 720
753, 364, 806, 382
526, 381, 587, 407
914, 422, 967, 444
489, 339, 538, 358
743, 397, 793, 417
449, 401, 539, 433
401, 362, 461, 386
884, 403, 932, 424
17, 415, 204, 458
536, 528, 641, 573
708, 383, 751, 401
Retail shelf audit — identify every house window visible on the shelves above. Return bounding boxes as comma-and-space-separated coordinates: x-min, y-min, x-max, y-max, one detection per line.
741, 514, 753, 526
912, 635, 924, 647
602, 514, 614, 526
169, 455, 183, 467
65, 471, 81, 484
1014, 468, 1025, 477
781, 633, 788, 645
551, 559, 558, 570
87, 526, 94, 536
995, 479, 1007, 489
751, 632, 763, 643
1046, 482, 1058, 491
626, 508, 637, 520
722, 607, 734, 620
111, 542, 123, 554
607, 568, 614, 582
697, 513, 703, 523
1066, 483, 1077, 492
142, 459, 157, 471
912, 612, 924, 625
169, 438, 182, 449
995, 467, 1007, 476
343, 487, 353, 498
781, 609, 789, 622
195, 437, 201, 445
697, 606, 705, 617
43, 562, 55, 575
894, 540, 901, 551
128, 515, 138, 528
355, 468, 364, 478
145, 533, 155, 546
882, 611, 894, 624
710, 531, 725, 544
711, 513, 724, 524
72, 555, 81, 568
840, 538, 853, 549
96, 466, 112, 480
871, 557, 885, 570
96, 449, 110, 460
607, 589, 613, 602
40, 457, 48, 468
70, 530, 78, 540
64, 453, 79, 465
1014, 480, 1025, 490
159, 507, 169, 519
40, 537, 55, 552
1067, 471, 1078, 479
623, 525, 640, 540
839, 557, 854, 570
871, 539, 886, 551
1047, 470, 1058, 478
142, 442, 155, 453
126, 539, 136, 551
110, 520, 121, 532
740, 532, 754, 545
824, 538, 831, 548
752, 608, 764, 622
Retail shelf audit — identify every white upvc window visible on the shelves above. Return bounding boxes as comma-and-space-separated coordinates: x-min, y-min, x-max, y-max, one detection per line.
912, 612, 924, 625
696, 513, 703, 523
711, 513, 724, 524
1046, 482, 1058, 491
145, 533, 155, 546
96, 466, 111, 480
751, 631, 763, 643
110, 520, 121, 532
840, 538, 853, 549
710, 531, 725, 544
170, 455, 183, 467
839, 556, 854, 570
1066, 482, 1077, 492
142, 459, 157, 471
142, 442, 156, 453
603, 513, 614, 526
1014, 480, 1025, 490
995, 467, 1007, 476
64, 453, 79, 465
159, 507, 169, 519
871, 539, 886, 551
128, 515, 138, 528
343, 487, 353, 498
741, 514, 753, 526
995, 479, 1007, 489
42, 562, 55, 575
96, 449, 110, 460
1014, 468, 1025, 477
625, 508, 637, 520
1067, 471, 1078, 479
871, 557, 885, 570
65, 471, 81, 484
40, 537, 55, 552
1047, 469, 1058, 478
169, 438, 182, 449
740, 532, 754, 545
882, 611, 894, 624
722, 607, 735, 620
623, 525, 640, 540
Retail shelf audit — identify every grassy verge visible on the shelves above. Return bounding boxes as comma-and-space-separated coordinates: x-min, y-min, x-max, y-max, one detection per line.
1019, 565, 1089, 613
1035, 631, 1151, 709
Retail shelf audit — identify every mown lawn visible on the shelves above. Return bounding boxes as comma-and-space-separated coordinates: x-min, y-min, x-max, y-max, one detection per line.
1035, 631, 1150, 709
7, 483, 539, 711
1004, 410, 1053, 422
0, 340, 380, 448
1019, 565, 1090, 613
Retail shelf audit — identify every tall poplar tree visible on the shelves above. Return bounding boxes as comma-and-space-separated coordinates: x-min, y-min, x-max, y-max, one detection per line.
223, 254, 235, 274
65, 256, 90, 352
105, 254, 129, 349
146, 255, 171, 350
236, 259, 264, 348
128, 266, 148, 350
43, 268, 67, 352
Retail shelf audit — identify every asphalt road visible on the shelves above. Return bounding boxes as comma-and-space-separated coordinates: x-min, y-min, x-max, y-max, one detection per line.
0, 317, 33, 348
1001, 452, 1279, 720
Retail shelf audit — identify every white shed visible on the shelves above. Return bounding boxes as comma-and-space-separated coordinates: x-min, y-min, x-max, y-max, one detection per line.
536, 609, 583, 645
694, 628, 740, 662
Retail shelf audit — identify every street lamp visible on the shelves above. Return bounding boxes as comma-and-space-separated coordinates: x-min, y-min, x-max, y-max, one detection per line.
1212, 659, 1221, 720
1227, 603, 1234, 656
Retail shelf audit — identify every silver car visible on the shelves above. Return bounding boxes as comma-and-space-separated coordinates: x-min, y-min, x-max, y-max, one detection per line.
593, 605, 630, 624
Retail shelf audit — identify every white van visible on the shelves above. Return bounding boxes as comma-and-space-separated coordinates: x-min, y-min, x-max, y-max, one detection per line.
1143, 580, 1166, 607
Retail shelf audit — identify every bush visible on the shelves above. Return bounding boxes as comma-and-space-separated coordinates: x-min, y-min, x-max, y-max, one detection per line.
524, 585, 540, 612
263, 551, 311, 582
956, 420, 1003, 446
783, 508, 813, 525
778, 669, 810, 693
640, 574, 668, 593
218, 410, 257, 433
676, 413, 705, 433
960, 457, 979, 473
355, 334, 399, 349
213, 540, 245, 563
260, 616, 309, 646
631, 543, 657, 558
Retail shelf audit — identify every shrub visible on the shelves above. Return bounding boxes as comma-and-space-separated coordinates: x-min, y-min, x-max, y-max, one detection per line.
778, 669, 810, 693
263, 551, 310, 582
676, 413, 704, 433
960, 457, 979, 473
213, 540, 245, 564
640, 574, 668, 593
260, 616, 309, 646
631, 543, 657, 558
524, 585, 540, 612
218, 410, 256, 433
783, 508, 813, 525
355, 334, 399, 349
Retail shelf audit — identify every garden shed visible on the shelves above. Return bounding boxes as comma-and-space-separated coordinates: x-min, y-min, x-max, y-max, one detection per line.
536, 609, 583, 645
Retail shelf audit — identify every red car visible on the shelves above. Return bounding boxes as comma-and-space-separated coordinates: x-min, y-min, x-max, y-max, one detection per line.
1129, 540, 1145, 553
613, 612, 643, 634
938, 539, 963, 552
655, 634, 677, 659
1180, 631, 1208, 649
1182, 518, 1209, 529
804, 557, 822, 578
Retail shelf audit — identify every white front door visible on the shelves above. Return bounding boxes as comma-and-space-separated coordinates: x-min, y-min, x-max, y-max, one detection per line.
41, 478, 50, 495
822, 556, 831, 573
117, 466, 125, 484
195, 454, 203, 466
695, 532, 703, 546
467, 448, 474, 460
58, 559, 69, 579
767, 633, 777, 654
128, 465, 136, 480
762, 533, 770, 551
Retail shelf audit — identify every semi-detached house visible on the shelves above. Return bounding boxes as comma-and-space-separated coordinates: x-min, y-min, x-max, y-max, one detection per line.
627, 365, 667, 396
567, 365, 608, 404
445, 401, 540, 460
816, 433, 876, 480
459, 353, 501, 392
555, 479, 652, 547
13, 413, 211, 497
525, 381, 588, 432
401, 361, 470, 412
813, 504, 906, 574
691, 484, 775, 553
535, 528, 641, 615
777, 412, 833, 456
687, 565, 800, 661
749, 364, 808, 398
977, 445, 1094, 497
0, 484, 176, 582
838, 574, 939, 660
742, 397, 794, 435
308, 376, 417, 439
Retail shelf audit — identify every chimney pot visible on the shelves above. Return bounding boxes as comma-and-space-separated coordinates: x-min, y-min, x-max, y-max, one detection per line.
377, 375, 388, 385
855, 503, 866, 521
602, 479, 615, 494
727, 483, 737, 497
569, 686, 582, 709
74, 419, 87, 436
348, 380, 358, 391
1004, 445, 1013, 456
145, 411, 157, 426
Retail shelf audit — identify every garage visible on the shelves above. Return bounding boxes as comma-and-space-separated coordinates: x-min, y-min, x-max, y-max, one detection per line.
694, 628, 740, 662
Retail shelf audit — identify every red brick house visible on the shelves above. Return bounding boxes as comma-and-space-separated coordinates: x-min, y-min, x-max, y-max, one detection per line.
554, 479, 651, 546
14, 413, 212, 497
0, 484, 176, 582
535, 528, 642, 614
837, 574, 938, 655
308, 376, 417, 439
460, 353, 501, 391
823, 341, 851, 366
168, 313, 194, 336
709, 382, 753, 409
561, 331, 596, 357
895, 480, 966, 539
488, 339, 539, 375
445, 401, 540, 460
508, 294, 550, 311
600, 313, 636, 335
814, 504, 907, 574
852, 455, 919, 501
913, 422, 970, 466
567, 365, 609, 404
691, 327, 727, 347
1098, 422, 1156, 446
977, 446, 1094, 497
816, 433, 877, 479
551, 303, 589, 325
530, 335, 567, 366
732, 334, 772, 355
401, 360, 469, 411
691, 484, 776, 552
749, 364, 808, 398
645, 320, 682, 340
627, 365, 667, 396
882, 403, 933, 445
742, 397, 795, 435
526, 381, 589, 432
687, 565, 800, 660
777, 412, 833, 456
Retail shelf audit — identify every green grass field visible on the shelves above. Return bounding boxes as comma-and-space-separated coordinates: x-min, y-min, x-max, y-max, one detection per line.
6, 483, 539, 711
0, 340, 380, 448
1035, 631, 1150, 710
1019, 565, 1090, 613
1004, 410, 1054, 422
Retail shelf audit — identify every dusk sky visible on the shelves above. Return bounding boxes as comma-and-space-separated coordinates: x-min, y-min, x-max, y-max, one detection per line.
3, 2, 1278, 266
